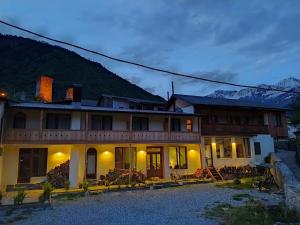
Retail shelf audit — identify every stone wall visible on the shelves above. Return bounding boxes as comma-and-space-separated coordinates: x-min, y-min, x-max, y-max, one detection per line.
270, 153, 300, 212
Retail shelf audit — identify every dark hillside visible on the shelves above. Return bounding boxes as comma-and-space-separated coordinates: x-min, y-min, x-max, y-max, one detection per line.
0, 34, 164, 102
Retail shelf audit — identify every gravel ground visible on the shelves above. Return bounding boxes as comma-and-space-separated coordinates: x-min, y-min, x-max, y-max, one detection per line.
7, 183, 283, 225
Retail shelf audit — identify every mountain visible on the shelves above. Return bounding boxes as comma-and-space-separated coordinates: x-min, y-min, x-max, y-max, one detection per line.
0, 34, 164, 102
207, 77, 300, 107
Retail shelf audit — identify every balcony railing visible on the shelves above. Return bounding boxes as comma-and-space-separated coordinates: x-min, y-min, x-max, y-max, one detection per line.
3, 129, 201, 144
201, 124, 269, 136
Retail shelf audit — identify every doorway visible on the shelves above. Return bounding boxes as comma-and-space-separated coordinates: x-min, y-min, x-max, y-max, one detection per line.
205, 145, 213, 167
146, 147, 163, 178
86, 148, 97, 179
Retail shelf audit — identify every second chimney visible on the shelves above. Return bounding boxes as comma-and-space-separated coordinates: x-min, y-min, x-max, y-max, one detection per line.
35, 75, 53, 102
66, 84, 82, 103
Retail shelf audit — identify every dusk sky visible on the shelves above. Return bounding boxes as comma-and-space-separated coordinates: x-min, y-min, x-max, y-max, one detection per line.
0, 0, 299, 99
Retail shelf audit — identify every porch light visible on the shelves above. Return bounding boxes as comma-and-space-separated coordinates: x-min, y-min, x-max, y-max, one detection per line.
138, 150, 145, 154
189, 149, 195, 153
103, 151, 110, 155
56, 152, 63, 156
212, 142, 216, 146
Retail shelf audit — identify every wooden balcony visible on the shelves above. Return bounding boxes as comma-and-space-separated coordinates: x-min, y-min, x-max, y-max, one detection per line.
3, 129, 201, 144
201, 124, 269, 136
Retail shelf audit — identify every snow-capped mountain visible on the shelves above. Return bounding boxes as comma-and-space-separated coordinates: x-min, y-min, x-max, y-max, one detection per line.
207, 77, 300, 107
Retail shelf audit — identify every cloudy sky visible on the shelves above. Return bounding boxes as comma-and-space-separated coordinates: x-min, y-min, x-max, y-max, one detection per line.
0, 0, 299, 99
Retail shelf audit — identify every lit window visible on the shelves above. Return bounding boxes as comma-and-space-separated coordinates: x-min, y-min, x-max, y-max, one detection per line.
115, 147, 136, 169
169, 147, 187, 169
216, 138, 232, 158
186, 119, 192, 132
236, 138, 251, 158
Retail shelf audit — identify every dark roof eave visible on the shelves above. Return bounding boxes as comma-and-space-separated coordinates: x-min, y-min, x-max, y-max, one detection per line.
7, 104, 196, 116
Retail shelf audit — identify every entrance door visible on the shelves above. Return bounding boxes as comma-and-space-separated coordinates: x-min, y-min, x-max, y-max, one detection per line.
146, 147, 163, 178
205, 145, 213, 167
86, 148, 97, 179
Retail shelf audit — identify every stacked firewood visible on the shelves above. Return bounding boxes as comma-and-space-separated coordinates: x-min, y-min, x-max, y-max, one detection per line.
105, 169, 146, 185
47, 160, 70, 188
219, 165, 264, 179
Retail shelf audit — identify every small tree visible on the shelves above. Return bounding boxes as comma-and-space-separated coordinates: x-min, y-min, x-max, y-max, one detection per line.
40, 182, 54, 203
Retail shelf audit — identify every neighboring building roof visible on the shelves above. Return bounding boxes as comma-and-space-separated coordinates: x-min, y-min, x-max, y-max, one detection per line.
99, 94, 166, 105
7, 101, 194, 116
171, 94, 289, 111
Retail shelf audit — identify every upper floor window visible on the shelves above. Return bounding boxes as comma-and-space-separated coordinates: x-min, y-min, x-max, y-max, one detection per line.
254, 142, 261, 155
91, 115, 112, 130
186, 119, 192, 132
273, 113, 282, 127
13, 112, 26, 128
214, 113, 227, 124
171, 118, 181, 131
216, 138, 232, 158
132, 117, 148, 131
46, 113, 71, 129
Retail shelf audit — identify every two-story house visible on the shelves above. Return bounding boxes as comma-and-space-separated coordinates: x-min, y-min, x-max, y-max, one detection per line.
168, 94, 288, 169
0, 76, 289, 189
0, 76, 201, 188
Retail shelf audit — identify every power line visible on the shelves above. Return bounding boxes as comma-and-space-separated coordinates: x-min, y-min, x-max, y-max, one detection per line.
0, 19, 299, 95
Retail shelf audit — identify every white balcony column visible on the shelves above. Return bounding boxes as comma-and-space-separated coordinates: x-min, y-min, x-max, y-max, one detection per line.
69, 148, 79, 188
200, 137, 206, 169
163, 146, 170, 179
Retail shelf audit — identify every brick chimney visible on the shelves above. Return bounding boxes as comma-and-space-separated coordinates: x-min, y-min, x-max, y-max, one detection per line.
35, 75, 53, 102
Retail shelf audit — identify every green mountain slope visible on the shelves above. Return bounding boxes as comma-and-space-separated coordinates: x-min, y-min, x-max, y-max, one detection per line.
0, 34, 164, 102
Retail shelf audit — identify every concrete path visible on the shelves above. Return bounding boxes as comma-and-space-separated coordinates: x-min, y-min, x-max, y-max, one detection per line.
277, 150, 300, 181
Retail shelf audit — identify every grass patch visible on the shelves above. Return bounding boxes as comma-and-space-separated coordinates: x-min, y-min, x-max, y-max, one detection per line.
232, 193, 253, 201
52, 192, 84, 201
215, 177, 259, 190
204, 200, 300, 225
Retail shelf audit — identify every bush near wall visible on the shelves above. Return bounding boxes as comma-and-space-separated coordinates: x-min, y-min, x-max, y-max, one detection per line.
47, 161, 69, 188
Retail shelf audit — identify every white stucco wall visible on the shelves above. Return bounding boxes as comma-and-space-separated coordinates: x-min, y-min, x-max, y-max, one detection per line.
251, 134, 274, 163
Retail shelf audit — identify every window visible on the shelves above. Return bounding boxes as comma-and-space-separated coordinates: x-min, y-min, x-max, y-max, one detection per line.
254, 142, 261, 155
169, 147, 187, 169
186, 119, 192, 132
216, 138, 232, 158
214, 113, 227, 124
132, 117, 148, 131
86, 148, 97, 179
18, 148, 48, 183
115, 147, 136, 169
273, 113, 282, 127
171, 118, 181, 131
13, 112, 26, 128
91, 115, 112, 130
46, 113, 71, 129
236, 138, 251, 158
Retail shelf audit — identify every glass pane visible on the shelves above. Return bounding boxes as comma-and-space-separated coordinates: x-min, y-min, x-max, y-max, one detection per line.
87, 154, 96, 175
156, 154, 160, 169
91, 115, 102, 130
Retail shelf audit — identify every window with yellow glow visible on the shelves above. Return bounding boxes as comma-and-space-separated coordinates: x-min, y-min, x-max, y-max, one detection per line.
186, 119, 192, 132
169, 147, 187, 169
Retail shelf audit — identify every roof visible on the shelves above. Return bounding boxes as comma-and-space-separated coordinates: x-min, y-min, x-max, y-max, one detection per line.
99, 94, 166, 105
171, 94, 288, 111
7, 101, 194, 116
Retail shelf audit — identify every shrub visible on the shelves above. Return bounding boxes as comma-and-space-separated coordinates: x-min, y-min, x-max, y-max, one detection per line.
14, 190, 26, 205
40, 182, 54, 202
82, 180, 90, 192
64, 180, 70, 191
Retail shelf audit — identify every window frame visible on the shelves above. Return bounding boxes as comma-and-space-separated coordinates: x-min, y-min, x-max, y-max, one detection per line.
171, 118, 181, 132
132, 117, 149, 131
13, 112, 26, 129
115, 147, 137, 170
45, 113, 71, 129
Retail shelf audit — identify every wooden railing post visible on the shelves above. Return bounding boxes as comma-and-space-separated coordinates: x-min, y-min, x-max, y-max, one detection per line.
39, 110, 43, 139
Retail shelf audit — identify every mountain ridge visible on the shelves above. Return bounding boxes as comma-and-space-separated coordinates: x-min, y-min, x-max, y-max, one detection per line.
207, 77, 300, 107
0, 34, 164, 102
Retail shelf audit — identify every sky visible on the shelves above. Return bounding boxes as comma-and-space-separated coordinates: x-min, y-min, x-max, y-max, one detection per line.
0, 0, 299, 99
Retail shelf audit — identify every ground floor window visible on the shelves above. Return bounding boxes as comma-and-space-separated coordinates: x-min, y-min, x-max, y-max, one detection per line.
169, 146, 187, 169
18, 148, 48, 183
254, 142, 261, 155
236, 138, 251, 158
115, 147, 136, 170
216, 138, 232, 158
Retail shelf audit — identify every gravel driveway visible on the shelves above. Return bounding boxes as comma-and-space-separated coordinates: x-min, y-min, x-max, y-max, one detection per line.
9, 183, 282, 225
